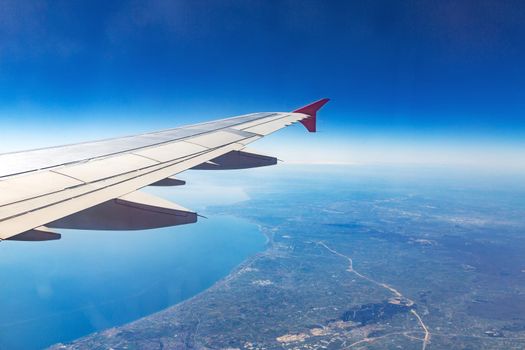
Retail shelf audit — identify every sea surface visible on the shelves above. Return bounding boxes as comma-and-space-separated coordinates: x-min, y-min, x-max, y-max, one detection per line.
0, 214, 265, 349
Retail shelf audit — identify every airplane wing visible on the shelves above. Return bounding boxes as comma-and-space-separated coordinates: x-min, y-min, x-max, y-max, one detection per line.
0, 99, 329, 241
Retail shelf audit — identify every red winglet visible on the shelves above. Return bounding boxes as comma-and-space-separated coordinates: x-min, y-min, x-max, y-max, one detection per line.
293, 98, 330, 132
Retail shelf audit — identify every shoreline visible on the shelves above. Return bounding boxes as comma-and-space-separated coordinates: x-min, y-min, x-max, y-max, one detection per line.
48, 217, 273, 349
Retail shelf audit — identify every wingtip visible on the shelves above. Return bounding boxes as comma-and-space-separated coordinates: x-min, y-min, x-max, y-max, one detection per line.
293, 98, 330, 133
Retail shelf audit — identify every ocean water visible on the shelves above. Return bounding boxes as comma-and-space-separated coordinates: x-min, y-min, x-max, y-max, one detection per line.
0, 214, 265, 349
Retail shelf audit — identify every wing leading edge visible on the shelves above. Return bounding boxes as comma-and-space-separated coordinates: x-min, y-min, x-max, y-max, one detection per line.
0, 99, 329, 241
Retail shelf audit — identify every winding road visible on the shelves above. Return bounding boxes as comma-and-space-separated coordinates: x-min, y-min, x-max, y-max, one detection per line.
317, 241, 431, 350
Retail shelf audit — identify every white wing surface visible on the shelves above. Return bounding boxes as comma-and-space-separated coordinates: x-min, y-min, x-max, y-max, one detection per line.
0, 99, 329, 241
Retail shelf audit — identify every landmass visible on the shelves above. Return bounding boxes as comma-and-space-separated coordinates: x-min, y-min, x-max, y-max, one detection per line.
50, 166, 525, 349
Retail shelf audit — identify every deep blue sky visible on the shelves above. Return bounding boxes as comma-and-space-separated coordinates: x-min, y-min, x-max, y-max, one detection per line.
0, 0, 523, 169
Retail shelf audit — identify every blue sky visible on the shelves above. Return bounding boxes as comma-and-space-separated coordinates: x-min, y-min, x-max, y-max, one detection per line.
0, 0, 524, 171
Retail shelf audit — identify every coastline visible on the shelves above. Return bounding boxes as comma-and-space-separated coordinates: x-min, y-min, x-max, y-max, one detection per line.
48, 219, 273, 349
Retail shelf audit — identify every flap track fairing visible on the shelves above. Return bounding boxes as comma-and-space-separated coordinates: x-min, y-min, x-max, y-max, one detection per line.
149, 177, 186, 187
191, 149, 277, 170
7, 226, 61, 241
47, 191, 197, 230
